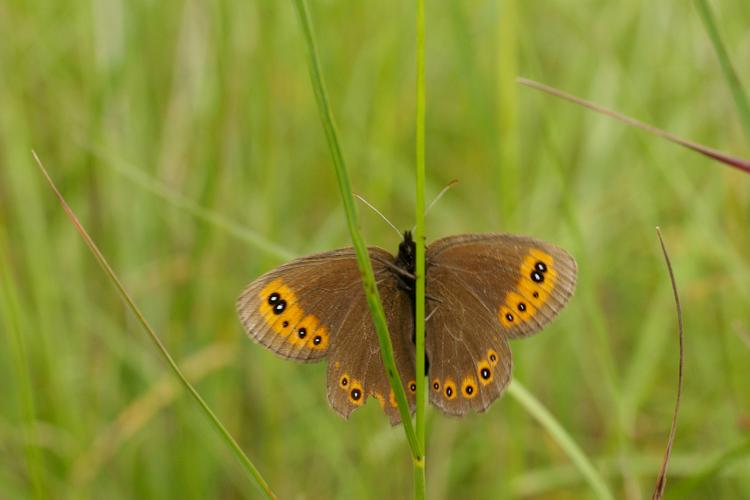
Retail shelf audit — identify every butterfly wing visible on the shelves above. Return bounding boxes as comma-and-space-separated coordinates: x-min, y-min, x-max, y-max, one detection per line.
236, 248, 416, 424
424, 234, 577, 416
325, 262, 418, 425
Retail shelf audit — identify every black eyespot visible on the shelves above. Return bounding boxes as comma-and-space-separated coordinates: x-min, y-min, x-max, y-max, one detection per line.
297, 327, 307, 339
517, 302, 526, 312
465, 385, 474, 395
409, 383, 417, 392
313, 336, 322, 345
505, 313, 514, 322
341, 377, 348, 386
481, 368, 491, 379
533, 291, 539, 298
433, 382, 440, 390
268, 292, 280, 304
535, 261, 548, 273
272, 300, 287, 314
531, 270, 544, 283
445, 387, 453, 397
282, 320, 289, 327
350, 388, 362, 401
490, 354, 497, 362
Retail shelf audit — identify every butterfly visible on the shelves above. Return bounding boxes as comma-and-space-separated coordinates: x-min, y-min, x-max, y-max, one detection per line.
237, 231, 576, 424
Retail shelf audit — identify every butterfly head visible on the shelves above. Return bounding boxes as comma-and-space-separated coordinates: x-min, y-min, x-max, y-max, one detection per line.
397, 231, 417, 275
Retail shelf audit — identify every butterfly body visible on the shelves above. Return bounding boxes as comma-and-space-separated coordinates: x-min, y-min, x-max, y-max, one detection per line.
237, 232, 576, 424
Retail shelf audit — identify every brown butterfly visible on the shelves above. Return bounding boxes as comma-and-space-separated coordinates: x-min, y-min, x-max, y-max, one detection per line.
237, 232, 576, 424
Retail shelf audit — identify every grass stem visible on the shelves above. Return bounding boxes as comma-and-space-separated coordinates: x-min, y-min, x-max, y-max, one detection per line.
32, 152, 276, 500
414, 0, 427, 497
651, 228, 685, 499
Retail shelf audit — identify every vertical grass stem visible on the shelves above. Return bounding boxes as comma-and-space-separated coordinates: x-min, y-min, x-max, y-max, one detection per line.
414, 0, 427, 498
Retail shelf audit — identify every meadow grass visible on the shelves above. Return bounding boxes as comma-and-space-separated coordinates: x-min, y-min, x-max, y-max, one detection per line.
1, 1, 749, 499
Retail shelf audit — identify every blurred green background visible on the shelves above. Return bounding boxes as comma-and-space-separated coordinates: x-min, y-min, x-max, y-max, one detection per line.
1, 0, 749, 498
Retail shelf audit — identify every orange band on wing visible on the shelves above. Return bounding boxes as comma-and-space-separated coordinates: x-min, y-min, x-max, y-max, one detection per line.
258, 279, 329, 351
498, 249, 556, 327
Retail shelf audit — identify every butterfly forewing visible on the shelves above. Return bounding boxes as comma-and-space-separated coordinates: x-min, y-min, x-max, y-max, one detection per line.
237, 248, 357, 361
424, 234, 577, 415
236, 247, 416, 423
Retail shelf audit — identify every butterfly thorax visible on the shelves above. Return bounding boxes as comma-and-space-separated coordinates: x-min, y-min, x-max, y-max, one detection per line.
395, 231, 417, 295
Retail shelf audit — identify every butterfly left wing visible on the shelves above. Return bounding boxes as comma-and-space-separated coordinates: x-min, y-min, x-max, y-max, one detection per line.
236, 247, 416, 424
424, 233, 577, 416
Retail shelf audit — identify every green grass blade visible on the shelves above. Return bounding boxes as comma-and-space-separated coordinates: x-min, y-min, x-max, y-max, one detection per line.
291, 0, 420, 457
32, 152, 276, 500
414, 0, 427, 498
506, 380, 615, 500
694, 0, 750, 145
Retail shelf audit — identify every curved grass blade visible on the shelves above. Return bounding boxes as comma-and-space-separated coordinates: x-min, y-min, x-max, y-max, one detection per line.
290, 0, 420, 457
506, 380, 615, 500
518, 77, 750, 174
694, 0, 750, 145
651, 228, 685, 499
32, 151, 276, 500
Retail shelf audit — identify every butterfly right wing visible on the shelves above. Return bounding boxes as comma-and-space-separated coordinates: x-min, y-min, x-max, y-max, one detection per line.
424, 233, 576, 416
423, 262, 514, 417
236, 247, 416, 423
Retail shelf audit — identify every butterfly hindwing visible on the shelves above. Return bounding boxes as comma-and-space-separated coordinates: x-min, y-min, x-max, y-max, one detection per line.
326, 267, 416, 424
236, 247, 416, 423
423, 263, 513, 416
425, 234, 577, 415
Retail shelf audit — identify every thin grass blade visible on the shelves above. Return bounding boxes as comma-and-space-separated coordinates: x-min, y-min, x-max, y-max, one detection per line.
414, 0, 427, 498
518, 77, 750, 174
651, 228, 685, 499
32, 151, 276, 500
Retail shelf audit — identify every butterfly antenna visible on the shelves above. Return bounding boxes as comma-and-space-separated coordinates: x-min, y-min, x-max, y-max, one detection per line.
354, 193, 402, 238
411, 179, 459, 232
426, 179, 459, 216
